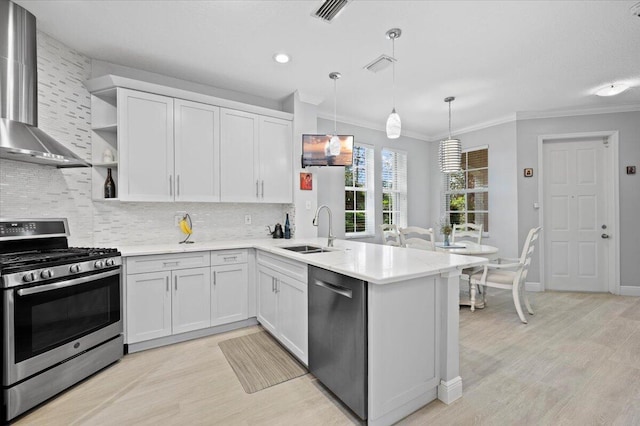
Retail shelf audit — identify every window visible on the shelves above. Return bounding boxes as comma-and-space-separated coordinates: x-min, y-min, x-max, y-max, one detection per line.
444, 147, 489, 232
382, 148, 408, 228
345, 144, 374, 236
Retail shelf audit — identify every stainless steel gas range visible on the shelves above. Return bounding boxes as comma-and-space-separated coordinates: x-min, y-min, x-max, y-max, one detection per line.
0, 218, 123, 422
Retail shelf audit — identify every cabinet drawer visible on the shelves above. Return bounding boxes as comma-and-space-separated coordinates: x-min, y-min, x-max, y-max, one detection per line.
126, 251, 210, 275
257, 251, 307, 283
210, 249, 248, 266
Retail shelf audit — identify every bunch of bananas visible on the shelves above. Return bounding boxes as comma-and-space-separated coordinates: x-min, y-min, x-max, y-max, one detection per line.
179, 216, 192, 235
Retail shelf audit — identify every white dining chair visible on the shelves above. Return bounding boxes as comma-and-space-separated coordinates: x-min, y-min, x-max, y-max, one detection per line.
469, 227, 542, 323
451, 223, 483, 244
380, 224, 401, 247
399, 226, 436, 251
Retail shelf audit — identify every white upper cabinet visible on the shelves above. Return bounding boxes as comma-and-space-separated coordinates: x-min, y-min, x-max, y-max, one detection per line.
220, 109, 260, 202
87, 76, 293, 204
260, 116, 293, 203
220, 108, 293, 203
118, 88, 174, 201
174, 100, 221, 202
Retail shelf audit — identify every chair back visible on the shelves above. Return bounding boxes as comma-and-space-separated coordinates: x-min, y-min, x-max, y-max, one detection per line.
451, 223, 483, 244
399, 226, 436, 251
380, 224, 401, 247
517, 227, 542, 283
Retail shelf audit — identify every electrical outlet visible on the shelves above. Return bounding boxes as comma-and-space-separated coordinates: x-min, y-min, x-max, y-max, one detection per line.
306, 201, 311, 210
244, 214, 252, 225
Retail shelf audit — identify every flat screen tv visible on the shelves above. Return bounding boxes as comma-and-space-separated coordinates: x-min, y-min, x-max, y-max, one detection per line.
301, 134, 354, 167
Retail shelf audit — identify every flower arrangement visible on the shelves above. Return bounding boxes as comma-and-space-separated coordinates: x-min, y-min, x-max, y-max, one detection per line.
438, 217, 452, 246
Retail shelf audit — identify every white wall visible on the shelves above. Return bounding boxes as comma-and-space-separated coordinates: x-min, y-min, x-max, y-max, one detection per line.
516, 111, 640, 287
316, 118, 432, 243
429, 122, 519, 258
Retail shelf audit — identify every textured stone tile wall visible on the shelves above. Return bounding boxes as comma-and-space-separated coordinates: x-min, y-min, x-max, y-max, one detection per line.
0, 32, 295, 248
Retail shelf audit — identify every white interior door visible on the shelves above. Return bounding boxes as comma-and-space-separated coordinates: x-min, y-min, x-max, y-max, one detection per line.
543, 139, 608, 292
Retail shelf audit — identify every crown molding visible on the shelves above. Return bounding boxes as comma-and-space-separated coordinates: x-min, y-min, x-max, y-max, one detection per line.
316, 112, 430, 141
516, 104, 640, 120
429, 113, 517, 142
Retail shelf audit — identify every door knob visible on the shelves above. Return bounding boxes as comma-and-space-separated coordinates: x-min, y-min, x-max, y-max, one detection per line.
601, 234, 610, 239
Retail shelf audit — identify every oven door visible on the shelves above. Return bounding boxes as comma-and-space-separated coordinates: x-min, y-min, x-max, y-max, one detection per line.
3, 268, 122, 385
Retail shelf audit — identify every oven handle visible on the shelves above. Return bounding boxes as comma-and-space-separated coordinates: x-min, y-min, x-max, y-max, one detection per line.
16, 269, 120, 296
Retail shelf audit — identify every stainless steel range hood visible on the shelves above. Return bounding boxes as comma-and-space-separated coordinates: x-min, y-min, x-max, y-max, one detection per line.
0, 0, 89, 168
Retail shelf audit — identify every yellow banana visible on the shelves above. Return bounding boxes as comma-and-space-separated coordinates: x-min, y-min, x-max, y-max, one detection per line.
179, 218, 192, 235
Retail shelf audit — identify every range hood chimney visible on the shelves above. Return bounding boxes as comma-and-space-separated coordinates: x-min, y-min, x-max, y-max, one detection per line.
0, 0, 89, 168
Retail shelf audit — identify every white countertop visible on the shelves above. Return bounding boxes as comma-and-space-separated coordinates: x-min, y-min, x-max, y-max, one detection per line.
118, 237, 488, 285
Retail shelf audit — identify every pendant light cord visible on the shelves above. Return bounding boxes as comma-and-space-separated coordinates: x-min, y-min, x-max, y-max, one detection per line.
392, 36, 396, 109
448, 100, 452, 139
334, 76, 337, 133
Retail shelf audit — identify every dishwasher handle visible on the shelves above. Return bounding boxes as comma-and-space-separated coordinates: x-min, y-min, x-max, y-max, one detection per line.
313, 279, 352, 299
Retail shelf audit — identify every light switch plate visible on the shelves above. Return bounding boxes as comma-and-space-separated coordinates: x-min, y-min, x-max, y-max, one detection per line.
306, 201, 311, 210
244, 215, 252, 225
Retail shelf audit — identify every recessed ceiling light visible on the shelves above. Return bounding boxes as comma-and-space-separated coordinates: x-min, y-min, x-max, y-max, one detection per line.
595, 84, 629, 97
273, 53, 290, 64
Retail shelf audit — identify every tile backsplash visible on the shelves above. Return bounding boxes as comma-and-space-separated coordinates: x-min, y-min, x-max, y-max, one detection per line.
0, 31, 294, 248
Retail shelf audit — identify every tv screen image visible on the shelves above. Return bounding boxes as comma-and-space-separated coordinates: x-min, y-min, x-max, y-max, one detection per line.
302, 134, 354, 167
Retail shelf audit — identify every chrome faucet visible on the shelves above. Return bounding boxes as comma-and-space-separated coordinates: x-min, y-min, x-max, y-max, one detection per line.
313, 205, 335, 247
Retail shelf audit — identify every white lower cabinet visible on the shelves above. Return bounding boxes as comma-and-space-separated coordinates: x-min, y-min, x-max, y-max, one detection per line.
126, 250, 249, 345
211, 263, 249, 326
256, 252, 308, 364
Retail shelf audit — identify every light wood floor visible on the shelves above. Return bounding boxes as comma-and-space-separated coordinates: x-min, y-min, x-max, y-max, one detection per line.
15, 290, 640, 425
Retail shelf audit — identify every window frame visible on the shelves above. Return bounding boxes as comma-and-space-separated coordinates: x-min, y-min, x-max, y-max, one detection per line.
444, 145, 489, 235
381, 147, 408, 229
344, 143, 375, 238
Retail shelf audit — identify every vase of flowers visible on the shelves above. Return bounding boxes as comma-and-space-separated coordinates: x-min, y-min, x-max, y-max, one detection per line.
440, 220, 452, 246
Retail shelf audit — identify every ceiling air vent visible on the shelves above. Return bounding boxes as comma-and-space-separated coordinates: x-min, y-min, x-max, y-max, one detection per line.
363, 54, 395, 73
312, 0, 351, 23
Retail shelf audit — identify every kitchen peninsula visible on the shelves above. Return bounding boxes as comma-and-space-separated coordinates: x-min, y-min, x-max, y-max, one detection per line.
119, 237, 487, 426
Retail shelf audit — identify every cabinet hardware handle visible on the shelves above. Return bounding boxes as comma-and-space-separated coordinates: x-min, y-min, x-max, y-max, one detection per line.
272, 277, 275, 292
163, 261, 179, 267
261, 180, 264, 198
213, 270, 217, 285
223, 256, 237, 261
256, 180, 259, 198
177, 175, 180, 197
174, 275, 178, 291
276, 280, 279, 293
166, 276, 169, 292
169, 175, 173, 196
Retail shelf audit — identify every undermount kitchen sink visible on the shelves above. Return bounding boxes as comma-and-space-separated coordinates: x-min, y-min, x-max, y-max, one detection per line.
281, 245, 334, 254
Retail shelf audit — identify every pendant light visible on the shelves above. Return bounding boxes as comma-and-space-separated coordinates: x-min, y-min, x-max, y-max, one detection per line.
385, 28, 402, 139
328, 72, 342, 156
439, 96, 462, 173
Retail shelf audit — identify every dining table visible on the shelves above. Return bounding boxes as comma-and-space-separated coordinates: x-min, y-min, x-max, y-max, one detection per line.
436, 241, 499, 309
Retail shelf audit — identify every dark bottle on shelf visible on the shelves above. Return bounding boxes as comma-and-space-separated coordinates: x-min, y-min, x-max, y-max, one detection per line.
284, 213, 291, 239
104, 168, 116, 199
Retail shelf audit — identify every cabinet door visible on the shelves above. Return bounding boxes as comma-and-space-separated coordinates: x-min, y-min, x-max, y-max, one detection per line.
220, 109, 259, 202
276, 275, 308, 364
126, 271, 172, 343
174, 100, 220, 202
211, 263, 248, 326
256, 266, 278, 335
118, 88, 174, 201
172, 267, 212, 334
259, 116, 293, 203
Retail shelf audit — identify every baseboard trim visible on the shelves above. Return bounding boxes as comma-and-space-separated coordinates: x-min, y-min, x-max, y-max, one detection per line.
127, 318, 259, 353
525, 282, 542, 292
620, 286, 640, 297
438, 376, 463, 404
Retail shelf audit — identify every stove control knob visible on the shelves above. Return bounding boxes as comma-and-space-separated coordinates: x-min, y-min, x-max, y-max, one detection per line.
40, 269, 54, 279
69, 264, 81, 273
105, 258, 115, 267
23, 272, 36, 283
94, 260, 105, 269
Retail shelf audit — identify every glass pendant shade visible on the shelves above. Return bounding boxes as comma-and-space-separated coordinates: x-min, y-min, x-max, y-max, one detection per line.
439, 138, 462, 173
386, 109, 401, 139
329, 135, 341, 156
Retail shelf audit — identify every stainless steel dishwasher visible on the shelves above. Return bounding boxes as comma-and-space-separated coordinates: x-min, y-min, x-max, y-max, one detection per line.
308, 266, 367, 420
